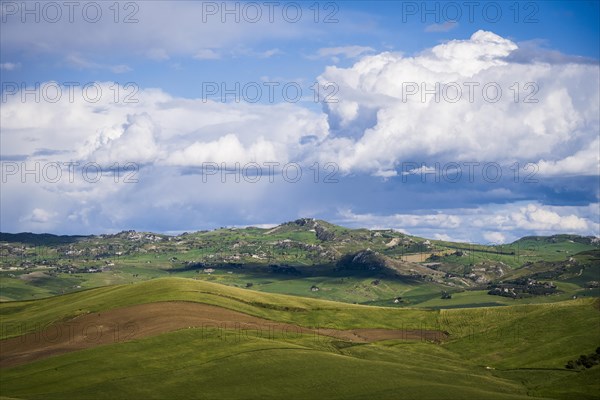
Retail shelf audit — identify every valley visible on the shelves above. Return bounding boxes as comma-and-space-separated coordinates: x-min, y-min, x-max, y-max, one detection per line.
0, 219, 598, 399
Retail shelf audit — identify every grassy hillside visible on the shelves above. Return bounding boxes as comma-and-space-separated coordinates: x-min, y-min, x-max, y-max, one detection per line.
1, 222, 599, 398
1, 222, 598, 307
0, 278, 439, 339
1, 329, 538, 400
0, 278, 598, 399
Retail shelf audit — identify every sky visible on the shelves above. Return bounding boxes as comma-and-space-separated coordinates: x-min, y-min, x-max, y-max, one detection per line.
0, 0, 599, 243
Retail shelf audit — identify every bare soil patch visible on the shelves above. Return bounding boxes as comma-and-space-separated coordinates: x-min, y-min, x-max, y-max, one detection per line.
0, 301, 446, 368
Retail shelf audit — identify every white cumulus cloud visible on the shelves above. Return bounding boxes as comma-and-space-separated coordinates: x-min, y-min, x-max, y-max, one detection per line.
318, 30, 599, 177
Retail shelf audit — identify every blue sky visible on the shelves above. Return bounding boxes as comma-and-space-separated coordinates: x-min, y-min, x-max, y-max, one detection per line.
1, 0, 599, 243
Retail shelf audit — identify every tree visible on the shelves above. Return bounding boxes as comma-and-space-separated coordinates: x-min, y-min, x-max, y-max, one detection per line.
579, 355, 593, 368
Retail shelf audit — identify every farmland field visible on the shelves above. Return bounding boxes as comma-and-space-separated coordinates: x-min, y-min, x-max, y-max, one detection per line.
1, 224, 598, 399
0, 278, 599, 399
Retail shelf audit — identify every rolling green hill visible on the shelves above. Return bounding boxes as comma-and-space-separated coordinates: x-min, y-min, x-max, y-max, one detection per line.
1, 220, 598, 307
0, 278, 599, 399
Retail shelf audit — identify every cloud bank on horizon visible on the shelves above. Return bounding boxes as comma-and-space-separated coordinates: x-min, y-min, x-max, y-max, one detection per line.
1, 1, 598, 243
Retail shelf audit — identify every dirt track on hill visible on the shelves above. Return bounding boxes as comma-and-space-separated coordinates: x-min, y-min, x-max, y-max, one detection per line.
0, 301, 447, 368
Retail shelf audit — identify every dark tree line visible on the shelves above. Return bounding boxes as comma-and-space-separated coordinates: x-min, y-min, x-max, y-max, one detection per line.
566, 348, 600, 369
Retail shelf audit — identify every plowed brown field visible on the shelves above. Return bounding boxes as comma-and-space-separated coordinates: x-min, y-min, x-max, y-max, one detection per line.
0, 301, 446, 368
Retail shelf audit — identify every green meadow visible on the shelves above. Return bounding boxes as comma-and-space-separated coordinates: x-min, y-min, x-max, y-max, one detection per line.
1, 278, 599, 399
